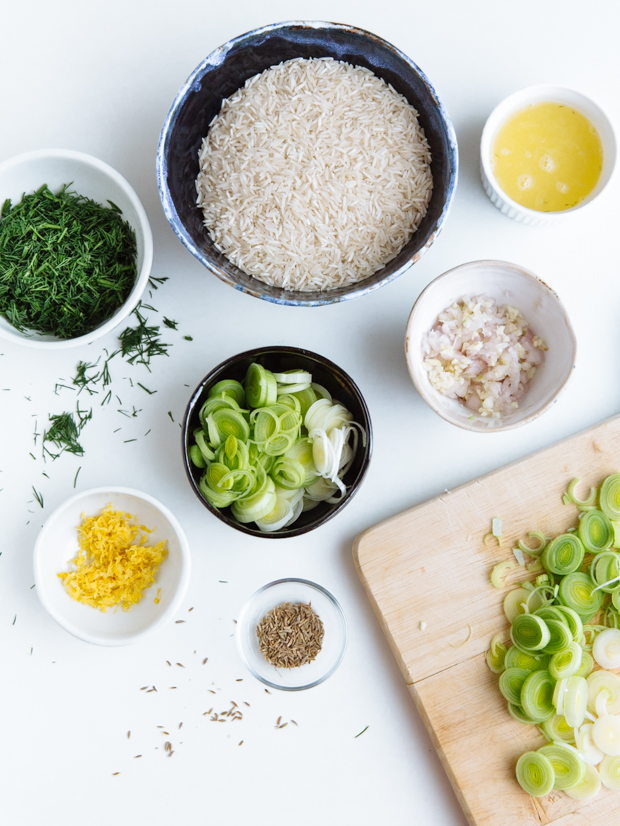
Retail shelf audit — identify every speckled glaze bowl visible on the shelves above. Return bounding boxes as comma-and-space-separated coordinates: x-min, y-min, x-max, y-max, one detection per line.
182, 346, 372, 537
405, 260, 577, 432
157, 20, 458, 306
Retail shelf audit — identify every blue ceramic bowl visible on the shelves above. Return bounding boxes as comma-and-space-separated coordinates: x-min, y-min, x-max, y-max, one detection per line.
157, 21, 458, 306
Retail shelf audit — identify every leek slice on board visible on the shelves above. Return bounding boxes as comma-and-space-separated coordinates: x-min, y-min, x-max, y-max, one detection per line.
541, 713, 575, 744
541, 533, 585, 575
592, 628, 620, 669
600, 474, 620, 521
565, 478, 598, 510
499, 668, 530, 705
538, 744, 585, 790
549, 643, 582, 680
515, 751, 555, 796
592, 715, 620, 756
505, 647, 548, 672
521, 670, 555, 723
485, 634, 507, 673
587, 670, 620, 715
557, 573, 603, 620
579, 509, 614, 554
565, 762, 601, 799
599, 754, 620, 790
511, 614, 550, 652
518, 531, 547, 557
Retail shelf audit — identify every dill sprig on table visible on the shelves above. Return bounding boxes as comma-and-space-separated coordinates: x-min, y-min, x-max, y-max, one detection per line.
118, 305, 170, 371
0, 184, 137, 339
42, 405, 92, 459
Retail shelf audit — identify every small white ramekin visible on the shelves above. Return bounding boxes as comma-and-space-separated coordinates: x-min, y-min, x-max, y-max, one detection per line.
480, 85, 617, 226
0, 149, 153, 349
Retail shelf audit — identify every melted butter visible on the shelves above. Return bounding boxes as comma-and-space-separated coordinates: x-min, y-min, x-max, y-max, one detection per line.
491, 102, 603, 212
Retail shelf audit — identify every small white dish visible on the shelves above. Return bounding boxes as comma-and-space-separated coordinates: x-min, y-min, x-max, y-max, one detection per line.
480, 85, 617, 226
236, 578, 347, 691
405, 260, 577, 432
34, 487, 191, 646
0, 149, 153, 348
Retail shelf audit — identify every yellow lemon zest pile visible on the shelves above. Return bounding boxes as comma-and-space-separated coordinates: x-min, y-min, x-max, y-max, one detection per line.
58, 504, 167, 611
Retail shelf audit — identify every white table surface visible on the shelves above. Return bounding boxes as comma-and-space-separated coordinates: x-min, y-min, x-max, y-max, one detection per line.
1, 1, 619, 824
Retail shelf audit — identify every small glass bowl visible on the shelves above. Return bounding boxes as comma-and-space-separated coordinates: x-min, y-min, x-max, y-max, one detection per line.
236, 579, 347, 691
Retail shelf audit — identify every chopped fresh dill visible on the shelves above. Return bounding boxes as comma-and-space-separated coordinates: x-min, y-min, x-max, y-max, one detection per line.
163, 317, 178, 330
184, 336, 193, 341
118, 306, 170, 371
148, 276, 169, 290
42, 405, 91, 459
355, 726, 369, 738
137, 383, 156, 394
32, 487, 44, 508
168, 411, 174, 422
124, 438, 137, 443
73, 467, 81, 488
0, 184, 137, 339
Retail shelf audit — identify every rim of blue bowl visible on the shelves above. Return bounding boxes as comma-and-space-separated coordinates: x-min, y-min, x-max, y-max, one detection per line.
181, 345, 373, 538
157, 20, 459, 307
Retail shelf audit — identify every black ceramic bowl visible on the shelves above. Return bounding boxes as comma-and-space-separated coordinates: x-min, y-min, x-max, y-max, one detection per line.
157, 20, 458, 307
182, 346, 372, 538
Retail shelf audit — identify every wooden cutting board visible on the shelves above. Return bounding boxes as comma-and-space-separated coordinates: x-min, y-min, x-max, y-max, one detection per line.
353, 414, 620, 826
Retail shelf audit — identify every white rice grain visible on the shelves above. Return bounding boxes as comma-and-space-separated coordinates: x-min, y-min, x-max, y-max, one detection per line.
196, 57, 433, 292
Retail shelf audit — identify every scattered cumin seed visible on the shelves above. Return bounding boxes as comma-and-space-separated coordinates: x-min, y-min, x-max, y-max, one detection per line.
179, 723, 183, 729
176, 663, 185, 667
291, 720, 298, 726
166, 660, 171, 666
203, 658, 208, 665
209, 690, 216, 694
140, 686, 148, 690
170, 686, 177, 689
277, 723, 288, 729
238, 741, 243, 746
244, 702, 250, 707
265, 689, 271, 694
236, 678, 243, 681
134, 755, 142, 759
189, 607, 194, 612
175, 620, 185, 624
112, 772, 120, 776
277, 716, 282, 726
127, 731, 131, 739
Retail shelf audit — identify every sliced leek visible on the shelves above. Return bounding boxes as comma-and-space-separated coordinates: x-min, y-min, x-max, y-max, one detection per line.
485, 634, 507, 674
557, 573, 603, 620
541, 714, 575, 744
505, 647, 549, 672
549, 643, 583, 680
565, 478, 598, 510
538, 743, 585, 790
599, 754, 620, 790
587, 671, 620, 715
511, 614, 550, 652
600, 473, 620, 521
562, 676, 588, 728
515, 751, 555, 796
565, 762, 601, 799
592, 628, 620, 670
517, 531, 547, 557
575, 722, 605, 766
578, 509, 614, 554
503, 588, 530, 623
541, 533, 585, 575
521, 670, 556, 723
499, 668, 530, 705
592, 715, 620, 756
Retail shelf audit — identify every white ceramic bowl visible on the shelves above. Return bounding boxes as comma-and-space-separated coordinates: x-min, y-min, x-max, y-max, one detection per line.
480, 85, 617, 226
0, 149, 153, 348
405, 260, 577, 432
34, 487, 191, 645
236, 578, 347, 691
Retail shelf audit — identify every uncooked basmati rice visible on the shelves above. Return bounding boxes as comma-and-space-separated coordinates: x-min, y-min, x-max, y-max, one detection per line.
196, 57, 433, 292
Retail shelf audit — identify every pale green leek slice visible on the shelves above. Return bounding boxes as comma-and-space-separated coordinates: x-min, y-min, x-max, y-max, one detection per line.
575, 722, 605, 766
599, 754, 620, 790
485, 634, 507, 674
543, 619, 573, 655
521, 670, 556, 723
592, 715, 620, 756
538, 743, 585, 790
270, 456, 306, 491
508, 703, 537, 724
505, 647, 549, 672
587, 670, 620, 715
499, 668, 530, 704
189, 444, 205, 468
565, 478, 598, 511
563, 675, 588, 728
590, 551, 620, 594
231, 477, 277, 524
579, 509, 614, 554
273, 370, 312, 385
503, 588, 530, 622
244, 363, 277, 409
208, 379, 245, 407
541, 713, 575, 744
255, 496, 294, 533
549, 643, 583, 680
574, 650, 594, 679
541, 533, 585, 575
518, 531, 547, 557
511, 614, 550, 652
592, 628, 620, 670
554, 606, 583, 641
515, 751, 555, 796
491, 560, 516, 588
600, 474, 620, 521
558, 573, 603, 620
565, 762, 601, 799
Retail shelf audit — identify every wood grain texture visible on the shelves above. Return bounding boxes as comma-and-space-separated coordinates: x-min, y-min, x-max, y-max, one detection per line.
353, 414, 620, 826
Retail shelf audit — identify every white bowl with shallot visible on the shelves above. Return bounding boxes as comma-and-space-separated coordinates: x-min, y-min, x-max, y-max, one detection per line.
405, 260, 577, 432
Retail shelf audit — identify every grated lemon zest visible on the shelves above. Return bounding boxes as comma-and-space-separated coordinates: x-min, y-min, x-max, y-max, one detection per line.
58, 504, 167, 611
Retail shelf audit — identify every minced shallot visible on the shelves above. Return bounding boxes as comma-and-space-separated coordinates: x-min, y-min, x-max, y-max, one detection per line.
422, 295, 547, 417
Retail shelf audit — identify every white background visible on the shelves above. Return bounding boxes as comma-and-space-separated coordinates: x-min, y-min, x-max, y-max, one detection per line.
1, 1, 619, 824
